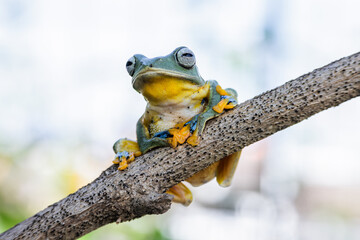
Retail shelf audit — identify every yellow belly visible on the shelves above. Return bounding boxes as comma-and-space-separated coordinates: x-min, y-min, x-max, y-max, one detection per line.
143, 83, 210, 137
148, 104, 205, 136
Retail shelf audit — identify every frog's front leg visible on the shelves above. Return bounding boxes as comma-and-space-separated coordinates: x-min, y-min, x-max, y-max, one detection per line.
113, 138, 142, 170
136, 116, 171, 154
187, 81, 238, 146
212, 85, 238, 113
113, 116, 171, 171
167, 81, 238, 147
113, 138, 193, 205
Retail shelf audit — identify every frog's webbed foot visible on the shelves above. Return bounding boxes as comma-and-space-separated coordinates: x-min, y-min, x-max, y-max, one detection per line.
113, 139, 141, 171
152, 129, 183, 148
168, 125, 191, 148
212, 85, 237, 113
166, 182, 193, 206
165, 115, 199, 148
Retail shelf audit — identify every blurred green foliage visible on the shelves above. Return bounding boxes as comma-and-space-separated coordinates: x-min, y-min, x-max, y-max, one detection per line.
81, 217, 172, 240
0, 196, 28, 232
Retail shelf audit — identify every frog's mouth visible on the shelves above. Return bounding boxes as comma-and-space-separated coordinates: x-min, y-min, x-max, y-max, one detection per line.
132, 68, 201, 93
132, 68, 203, 104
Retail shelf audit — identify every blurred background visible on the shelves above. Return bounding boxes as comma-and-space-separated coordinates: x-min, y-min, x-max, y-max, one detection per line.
0, 0, 360, 239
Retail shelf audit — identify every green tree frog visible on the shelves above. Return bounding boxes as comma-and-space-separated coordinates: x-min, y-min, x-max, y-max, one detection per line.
113, 47, 241, 206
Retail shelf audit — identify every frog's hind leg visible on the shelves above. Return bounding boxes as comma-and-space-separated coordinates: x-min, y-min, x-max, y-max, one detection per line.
185, 150, 241, 188
166, 182, 193, 206
113, 138, 142, 170
216, 150, 242, 187
186, 161, 220, 186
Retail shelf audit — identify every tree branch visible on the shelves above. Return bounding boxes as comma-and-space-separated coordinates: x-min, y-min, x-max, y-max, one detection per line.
1, 52, 360, 240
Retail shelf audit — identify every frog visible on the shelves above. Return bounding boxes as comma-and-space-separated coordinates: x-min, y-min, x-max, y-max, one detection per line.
112, 47, 242, 206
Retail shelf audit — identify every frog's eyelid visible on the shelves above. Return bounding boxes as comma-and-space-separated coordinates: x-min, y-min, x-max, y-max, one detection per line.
182, 53, 193, 57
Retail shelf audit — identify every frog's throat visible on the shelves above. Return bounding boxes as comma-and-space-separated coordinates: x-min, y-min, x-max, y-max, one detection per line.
132, 68, 203, 93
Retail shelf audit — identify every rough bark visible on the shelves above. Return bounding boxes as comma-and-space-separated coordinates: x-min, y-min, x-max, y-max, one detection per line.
1, 52, 360, 240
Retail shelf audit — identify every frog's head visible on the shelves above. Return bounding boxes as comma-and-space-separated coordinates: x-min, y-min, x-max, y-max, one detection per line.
125, 47, 205, 104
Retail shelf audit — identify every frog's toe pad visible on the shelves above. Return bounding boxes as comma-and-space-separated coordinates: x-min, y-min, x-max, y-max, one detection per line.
166, 182, 193, 206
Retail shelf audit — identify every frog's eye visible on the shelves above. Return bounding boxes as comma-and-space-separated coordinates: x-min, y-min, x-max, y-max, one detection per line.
126, 56, 136, 76
176, 47, 196, 69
